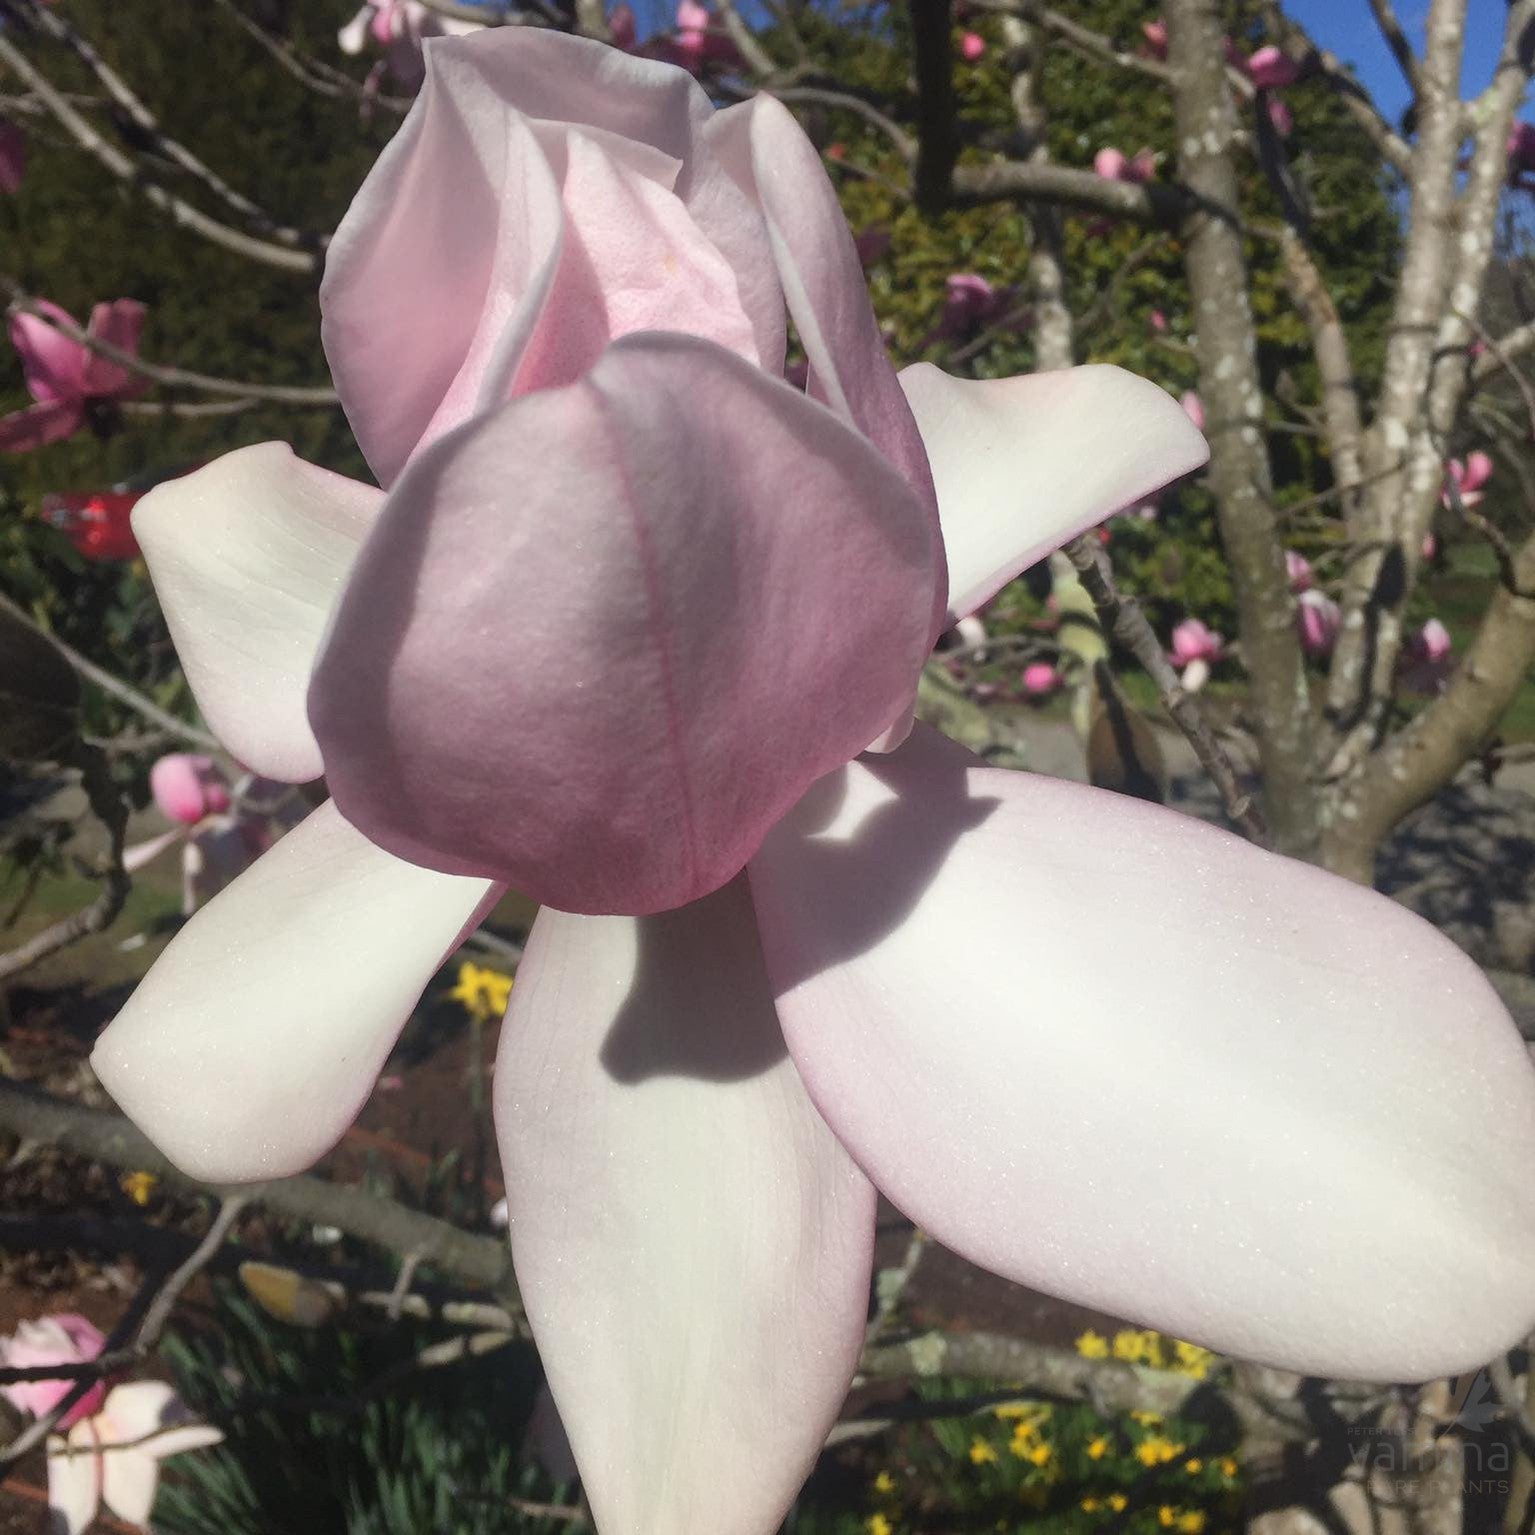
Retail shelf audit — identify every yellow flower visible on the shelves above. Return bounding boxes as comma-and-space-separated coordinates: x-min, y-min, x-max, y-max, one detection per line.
867, 1517, 894, 1535
1178, 1514, 1207, 1533
1108, 1494, 1128, 1512
969, 1437, 998, 1465
1025, 1443, 1053, 1468
1130, 1410, 1164, 1427
994, 1399, 1050, 1422
1173, 1340, 1216, 1379
1184, 1458, 1204, 1474
447, 962, 513, 1023
1136, 1437, 1184, 1467
872, 1471, 895, 1495
1158, 1508, 1178, 1529
119, 1171, 157, 1206
1087, 1436, 1111, 1461
1076, 1330, 1110, 1359
1218, 1456, 1239, 1479
1081, 1497, 1101, 1513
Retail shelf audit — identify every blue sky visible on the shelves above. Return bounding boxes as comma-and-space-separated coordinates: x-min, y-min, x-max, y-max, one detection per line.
1286, 0, 1513, 126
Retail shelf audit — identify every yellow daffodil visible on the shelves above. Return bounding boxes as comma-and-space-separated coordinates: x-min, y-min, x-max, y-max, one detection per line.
1076, 1329, 1110, 1359
447, 961, 514, 1023
872, 1471, 895, 1495
1087, 1436, 1111, 1460
969, 1437, 998, 1465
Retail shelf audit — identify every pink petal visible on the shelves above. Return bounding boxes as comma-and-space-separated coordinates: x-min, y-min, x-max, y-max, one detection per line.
131, 443, 381, 782
311, 333, 939, 916
9, 301, 87, 404
495, 878, 875, 1535
1093, 146, 1128, 181
148, 754, 225, 825
321, 30, 783, 487
1463, 449, 1494, 493
80, 299, 147, 399
748, 725, 1535, 1380
708, 93, 942, 616
898, 364, 1209, 621
92, 800, 496, 1181
0, 397, 85, 452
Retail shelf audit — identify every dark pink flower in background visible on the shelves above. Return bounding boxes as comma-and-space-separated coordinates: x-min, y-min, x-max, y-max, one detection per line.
1243, 44, 1299, 89
1402, 618, 1454, 695
1093, 145, 1156, 183
1297, 588, 1341, 658
1443, 451, 1493, 509
1266, 94, 1294, 137
959, 30, 986, 62
1285, 549, 1313, 593
1020, 660, 1062, 696
0, 299, 147, 453
0, 1315, 108, 1426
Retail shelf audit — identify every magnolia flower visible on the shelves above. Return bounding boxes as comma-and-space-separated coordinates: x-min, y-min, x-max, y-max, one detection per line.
0, 1315, 107, 1425
1443, 450, 1493, 510
660, 0, 744, 74
1167, 616, 1221, 692
1243, 44, 1299, 90
1141, 17, 1168, 59
950, 613, 987, 657
1020, 659, 1061, 696
123, 755, 292, 916
0, 117, 25, 195
959, 29, 986, 62
1093, 145, 1156, 183
337, 0, 482, 88
47, 1381, 223, 1535
1402, 617, 1454, 695
1284, 548, 1312, 593
929, 271, 1019, 342
1266, 93, 1294, 137
94, 31, 1535, 1535
1297, 587, 1341, 658
0, 299, 146, 453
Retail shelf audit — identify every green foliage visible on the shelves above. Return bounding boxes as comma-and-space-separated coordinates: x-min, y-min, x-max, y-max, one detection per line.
156, 1290, 579, 1535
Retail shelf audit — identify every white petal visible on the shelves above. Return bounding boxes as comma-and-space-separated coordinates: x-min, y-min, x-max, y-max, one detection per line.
47, 1429, 101, 1535
92, 801, 494, 1181
495, 879, 875, 1535
748, 725, 1535, 1380
899, 364, 1209, 620
132, 443, 381, 782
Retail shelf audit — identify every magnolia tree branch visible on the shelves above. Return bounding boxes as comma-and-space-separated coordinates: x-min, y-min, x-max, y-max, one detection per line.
951, 157, 1185, 224
1166, 0, 1315, 857
909, 0, 959, 213
0, 1080, 520, 1299
0, 32, 318, 274
2, 283, 339, 405
968, 0, 1169, 82
0, 590, 220, 752
13, 0, 322, 251
1365, 0, 1422, 101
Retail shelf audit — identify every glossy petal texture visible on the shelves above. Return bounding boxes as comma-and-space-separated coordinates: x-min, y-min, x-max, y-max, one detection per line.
899, 363, 1210, 621
311, 334, 939, 915
92, 800, 494, 1181
496, 878, 875, 1535
131, 443, 380, 782
322, 29, 781, 487
749, 725, 1535, 1380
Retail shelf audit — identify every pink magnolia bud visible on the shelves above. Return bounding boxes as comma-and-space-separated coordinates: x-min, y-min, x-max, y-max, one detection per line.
1244, 45, 1299, 90
1093, 146, 1129, 182
1266, 94, 1294, 137
608, 3, 637, 48
1141, 18, 1168, 59
1127, 149, 1157, 183
1284, 549, 1313, 594
1149, 309, 1168, 334
1442, 452, 1493, 509
149, 754, 233, 826
1409, 618, 1452, 667
0, 1314, 108, 1425
1180, 390, 1205, 431
1169, 617, 1223, 667
959, 30, 986, 62
1021, 661, 1061, 696
1296, 589, 1340, 659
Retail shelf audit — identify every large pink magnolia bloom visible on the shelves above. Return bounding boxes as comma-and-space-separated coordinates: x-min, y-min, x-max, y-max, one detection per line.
1297, 587, 1341, 658
91, 31, 1535, 1535
0, 1314, 107, 1426
1443, 450, 1494, 509
0, 299, 146, 453
46, 1381, 223, 1535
